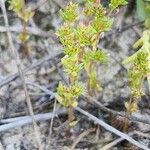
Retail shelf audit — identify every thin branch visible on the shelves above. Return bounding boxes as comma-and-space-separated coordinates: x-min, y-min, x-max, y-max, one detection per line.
91, 98, 150, 125
0, 1, 42, 149
27, 82, 57, 99
0, 52, 62, 88
0, 110, 66, 131
70, 128, 95, 150
0, 82, 149, 150
0, 25, 56, 39
75, 107, 150, 150
27, 83, 150, 125
31, 0, 49, 11
100, 138, 123, 150
104, 21, 144, 38
47, 98, 57, 149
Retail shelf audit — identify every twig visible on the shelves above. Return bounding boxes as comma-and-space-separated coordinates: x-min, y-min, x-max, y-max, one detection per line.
0, 25, 56, 39
31, 0, 49, 11
134, 131, 150, 139
0, 1, 42, 149
27, 82, 57, 99
47, 98, 57, 149
105, 21, 144, 38
0, 83, 149, 150
75, 107, 150, 150
0, 110, 66, 132
70, 128, 95, 150
91, 98, 150, 125
100, 138, 123, 150
0, 52, 63, 88
27, 83, 150, 125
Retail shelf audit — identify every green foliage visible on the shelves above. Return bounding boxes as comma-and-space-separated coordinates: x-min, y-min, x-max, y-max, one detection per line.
18, 10, 34, 22
89, 71, 102, 91
9, 0, 34, 23
83, 49, 107, 68
60, 2, 78, 22
57, 23, 76, 47
19, 32, 30, 42
136, 0, 150, 21
75, 24, 97, 46
61, 55, 83, 77
123, 30, 150, 113
93, 16, 113, 32
64, 45, 81, 56
9, 0, 34, 45
83, 2, 106, 17
128, 51, 149, 99
9, 0, 23, 12
57, 82, 84, 107
109, 0, 128, 11
57, 0, 127, 110
123, 31, 150, 65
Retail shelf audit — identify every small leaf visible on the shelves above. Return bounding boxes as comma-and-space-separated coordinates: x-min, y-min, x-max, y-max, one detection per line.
9, 0, 23, 12
69, 120, 78, 127
18, 32, 30, 42
92, 16, 113, 32
18, 10, 34, 22
71, 100, 78, 107
109, 0, 127, 11
60, 2, 78, 22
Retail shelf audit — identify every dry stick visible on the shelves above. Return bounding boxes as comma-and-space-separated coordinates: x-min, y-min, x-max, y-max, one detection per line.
0, 110, 67, 131
47, 98, 57, 149
20, 85, 150, 149
0, 26, 56, 38
0, 1, 42, 149
100, 138, 123, 150
26, 83, 150, 125
0, 106, 149, 150
0, 52, 63, 88
0, 22, 143, 40
31, 0, 49, 11
27, 82, 57, 98
70, 128, 95, 150
27, 80, 58, 147
0, 84, 149, 149
91, 98, 150, 125
134, 131, 150, 139
75, 107, 150, 150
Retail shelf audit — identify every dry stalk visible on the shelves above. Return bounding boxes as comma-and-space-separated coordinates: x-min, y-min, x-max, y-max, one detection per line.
0, 1, 42, 149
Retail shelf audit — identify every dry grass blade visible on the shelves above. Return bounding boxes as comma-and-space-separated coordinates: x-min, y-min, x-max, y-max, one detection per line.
70, 128, 96, 150
0, 1, 42, 149
100, 138, 123, 150
0, 52, 62, 88
47, 98, 58, 149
